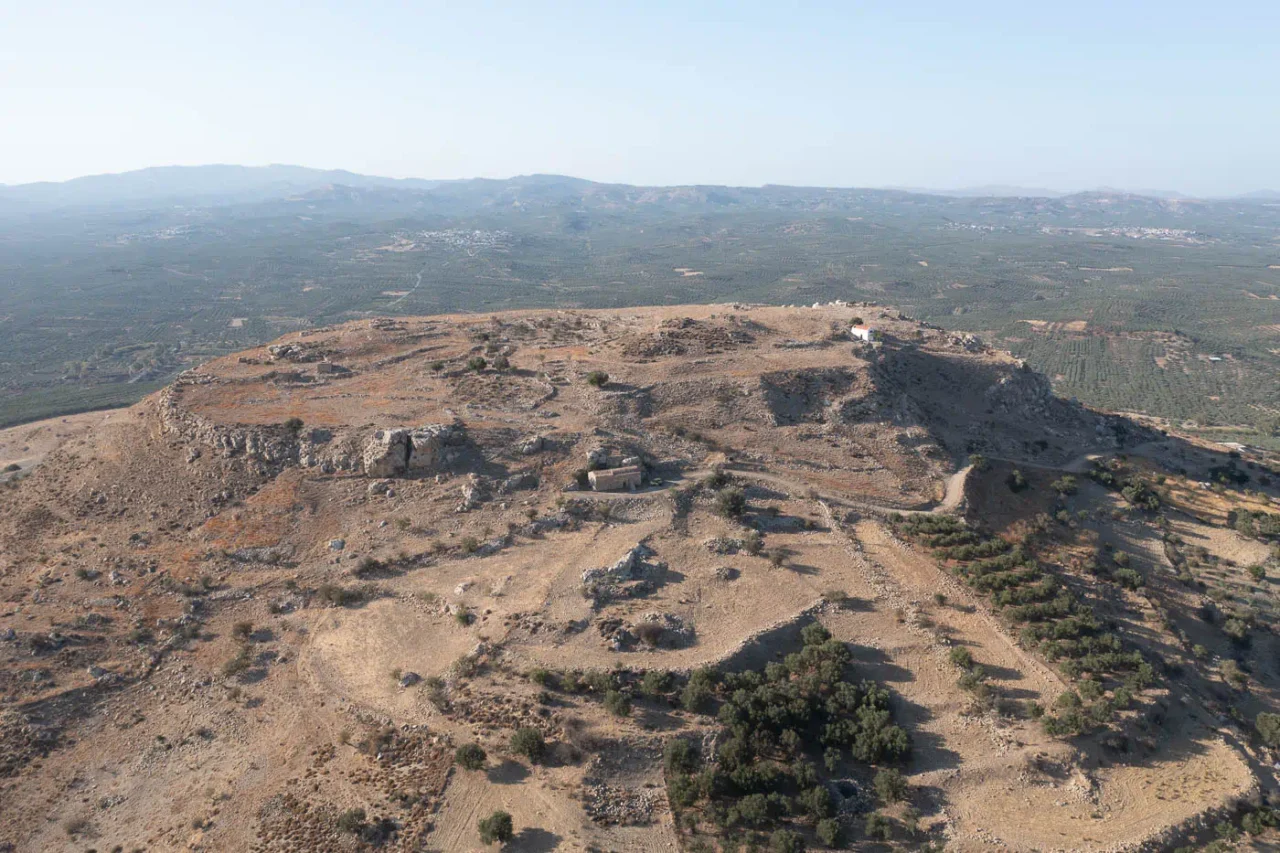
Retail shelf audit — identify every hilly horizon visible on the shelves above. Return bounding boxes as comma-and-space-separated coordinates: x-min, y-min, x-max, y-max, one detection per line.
1, 160, 1277, 459
3, 163, 1278, 213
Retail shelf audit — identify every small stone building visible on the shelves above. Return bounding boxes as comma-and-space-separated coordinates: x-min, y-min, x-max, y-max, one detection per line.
850, 326, 878, 342
588, 465, 643, 491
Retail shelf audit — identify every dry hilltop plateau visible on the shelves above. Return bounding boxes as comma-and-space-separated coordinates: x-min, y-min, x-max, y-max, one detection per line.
2, 303, 1279, 852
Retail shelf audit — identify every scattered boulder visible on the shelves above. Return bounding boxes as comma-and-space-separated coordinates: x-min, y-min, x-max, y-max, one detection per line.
398, 671, 422, 688
597, 617, 635, 650
267, 343, 304, 360
457, 474, 487, 512
227, 545, 294, 565
581, 543, 655, 586
499, 472, 538, 494
635, 612, 696, 648
580, 543, 666, 605
704, 536, 745, 555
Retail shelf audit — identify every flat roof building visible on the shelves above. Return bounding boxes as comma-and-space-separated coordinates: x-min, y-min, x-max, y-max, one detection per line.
588, 465, 643, 491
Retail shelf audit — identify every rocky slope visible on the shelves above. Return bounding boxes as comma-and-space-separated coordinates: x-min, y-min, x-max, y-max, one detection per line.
0, 303, 1275, 852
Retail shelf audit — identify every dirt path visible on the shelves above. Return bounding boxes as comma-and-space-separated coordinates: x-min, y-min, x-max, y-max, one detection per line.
825, 514, 1254, 851
576, 463, 974, 518
852, 518, 1067, 697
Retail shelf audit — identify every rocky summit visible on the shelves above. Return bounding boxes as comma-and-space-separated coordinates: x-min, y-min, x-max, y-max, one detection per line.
1, 303, 1277, 852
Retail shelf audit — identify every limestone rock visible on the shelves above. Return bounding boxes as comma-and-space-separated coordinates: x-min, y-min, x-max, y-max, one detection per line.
362, 422, 467, 478
363, 429, 412, 478
457, 475, 487, 512
406, 423, 467, 472
581, 543, 658, 586
499, 472, 539, 494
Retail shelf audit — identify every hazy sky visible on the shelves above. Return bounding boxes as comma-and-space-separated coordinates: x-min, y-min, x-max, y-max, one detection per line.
3, 1, 1278, 194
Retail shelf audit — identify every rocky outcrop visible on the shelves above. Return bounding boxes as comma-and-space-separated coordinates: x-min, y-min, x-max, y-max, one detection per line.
362, 429, 413, 478
760, 368, 860, 426
580, 542, 667, 605
158, 376, 303, 467
408, 423, 467, 472
457, 474, 487, 512
983, 362, 1056, 418
581, 543, 657, 587
161, 375, 466, 476
363, 423, 467, 478
704, 536, 746, 555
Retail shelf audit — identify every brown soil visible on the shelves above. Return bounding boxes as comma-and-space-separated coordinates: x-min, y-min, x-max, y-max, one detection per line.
0, 303, 1272, 852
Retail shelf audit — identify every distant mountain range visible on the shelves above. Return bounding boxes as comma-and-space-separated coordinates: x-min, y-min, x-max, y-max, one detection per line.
887, 184, 1071, 199
2, 165, 1278, 215
0, 164, 450, 213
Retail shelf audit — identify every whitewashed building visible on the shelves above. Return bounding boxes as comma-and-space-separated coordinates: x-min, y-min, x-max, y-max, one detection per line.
850, 326, 878, 342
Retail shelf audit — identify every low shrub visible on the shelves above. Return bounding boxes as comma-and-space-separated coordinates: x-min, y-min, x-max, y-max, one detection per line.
455, 743, 487, 771
715, 486, 747, 518
865, 812, 894, 841
769, 828, 805, 853
816, 816, 842, 847
221, 645, 253, 677
1257, 711, 1280, 748
336, 808, 366, 834
643, 669, 674, 696
316, 583, 366, 607
603, 690, 632, 717
664, 738, 699, 775
635, 621, 665, 647
510, 727, 546, 763
478, 810, 514, 845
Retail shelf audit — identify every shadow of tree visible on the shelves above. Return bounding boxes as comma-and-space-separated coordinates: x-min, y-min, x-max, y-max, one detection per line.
486, 759, 530, 785
508, 826, 562, 851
